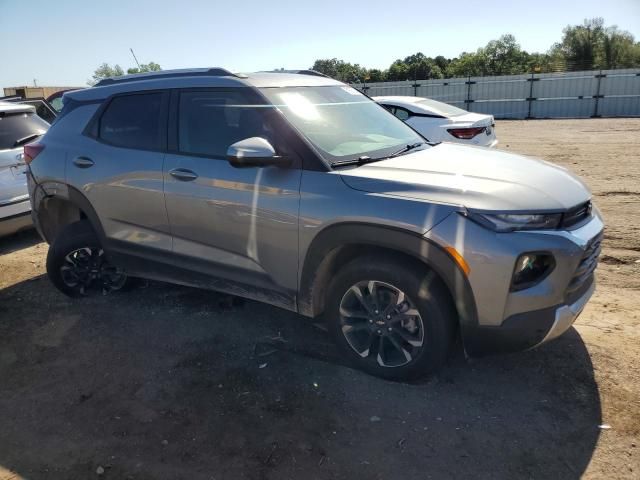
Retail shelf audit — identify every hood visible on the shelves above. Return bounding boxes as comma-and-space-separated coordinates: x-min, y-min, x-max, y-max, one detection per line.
338, 143, 591, 211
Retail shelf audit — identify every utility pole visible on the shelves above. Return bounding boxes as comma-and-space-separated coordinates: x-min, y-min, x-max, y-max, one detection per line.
130, 48, 141, 70
33, 78, 37, 87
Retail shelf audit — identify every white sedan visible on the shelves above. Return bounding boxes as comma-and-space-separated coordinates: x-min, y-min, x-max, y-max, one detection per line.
373, 96, 498, 148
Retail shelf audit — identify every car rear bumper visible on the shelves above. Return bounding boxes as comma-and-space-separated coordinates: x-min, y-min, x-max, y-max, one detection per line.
462, 277, 595, 356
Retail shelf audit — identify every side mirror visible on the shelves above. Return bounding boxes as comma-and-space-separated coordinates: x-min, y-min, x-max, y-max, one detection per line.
226, 137, 291, 168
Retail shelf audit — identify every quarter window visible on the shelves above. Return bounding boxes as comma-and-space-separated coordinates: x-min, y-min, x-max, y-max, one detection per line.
99, 93, 163, 150
393, 107, 411, 121
178, 91, 276, 158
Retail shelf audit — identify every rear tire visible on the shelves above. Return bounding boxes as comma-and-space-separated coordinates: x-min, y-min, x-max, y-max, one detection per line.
325, 255, 455, 381
46, 220, 129, 297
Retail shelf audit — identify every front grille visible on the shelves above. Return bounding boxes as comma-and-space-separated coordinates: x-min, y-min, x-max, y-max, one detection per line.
561, 201, 592, 229
565, 231, 602, 303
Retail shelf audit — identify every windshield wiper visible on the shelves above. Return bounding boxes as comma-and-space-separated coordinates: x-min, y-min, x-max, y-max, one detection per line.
13, 133, 41, 148
330, 142, 427, 168
387, 142, 426, 158
330, 155, 384, 168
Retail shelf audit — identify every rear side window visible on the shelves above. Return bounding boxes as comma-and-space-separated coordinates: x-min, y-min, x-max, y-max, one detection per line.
392, 107, 411, 121
99, 93, 163, 150
178, 91, 276, 158
0, 111, 49, 150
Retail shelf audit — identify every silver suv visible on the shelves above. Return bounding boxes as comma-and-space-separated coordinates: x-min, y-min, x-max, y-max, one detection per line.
27, 68, 603, 380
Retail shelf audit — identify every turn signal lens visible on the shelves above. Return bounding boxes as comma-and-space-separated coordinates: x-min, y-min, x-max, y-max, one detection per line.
445, 246, 471, 276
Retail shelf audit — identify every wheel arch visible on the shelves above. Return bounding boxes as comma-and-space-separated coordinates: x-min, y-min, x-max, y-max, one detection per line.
36, 184, 106, 246
298, 223, 478, 331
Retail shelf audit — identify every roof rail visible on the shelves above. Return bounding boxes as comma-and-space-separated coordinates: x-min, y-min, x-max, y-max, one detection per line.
94, 67, 237, 87
263, 69, 330, 78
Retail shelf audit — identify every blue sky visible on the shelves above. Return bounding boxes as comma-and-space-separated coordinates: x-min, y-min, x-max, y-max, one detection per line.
1, 0, 639, 88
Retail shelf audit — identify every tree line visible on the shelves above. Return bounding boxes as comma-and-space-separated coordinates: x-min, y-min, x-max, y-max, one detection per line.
90, 18, 639, 85
311, 18, 640, 82
89, 62, 161, 85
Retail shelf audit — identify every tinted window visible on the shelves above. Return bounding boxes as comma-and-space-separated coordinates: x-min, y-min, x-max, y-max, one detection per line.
178, 91, 276, 158
393, 107, 411, 121
49, 97, 63, 113
21, 100, 57, 124
99, 93, 163, 150
0, 111, 49, 150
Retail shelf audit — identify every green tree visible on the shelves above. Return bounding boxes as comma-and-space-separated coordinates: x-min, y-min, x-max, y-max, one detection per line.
311, 58, 366, 82
365, 68, 386, 82
553, 18, 640, 70
89, 63, 124, 85
386, 59, 410, 81
386, 53, 443, 81
553, 18, 605, 70
483, 34, 528, 75
310, 18, 640, 83
434, 55, 449, 73
600, 26, 639, 68
127, 61, 162, 75
446, 51, 488, 77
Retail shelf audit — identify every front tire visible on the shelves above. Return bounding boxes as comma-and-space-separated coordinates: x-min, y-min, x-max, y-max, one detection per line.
325, 255, 455, 381
46, 220, 128, 297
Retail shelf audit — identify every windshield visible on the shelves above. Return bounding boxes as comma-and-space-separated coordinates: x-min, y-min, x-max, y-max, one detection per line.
417, 98, 469, 117
260, 86, 424, 164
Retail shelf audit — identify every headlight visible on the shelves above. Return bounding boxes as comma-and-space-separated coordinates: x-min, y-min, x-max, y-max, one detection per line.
466, 212, 562, 232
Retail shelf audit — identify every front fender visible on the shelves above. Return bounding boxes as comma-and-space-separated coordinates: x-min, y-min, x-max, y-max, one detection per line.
298, 222, 478, 335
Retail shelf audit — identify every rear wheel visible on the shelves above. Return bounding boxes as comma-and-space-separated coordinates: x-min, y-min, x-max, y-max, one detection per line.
46, 221, 128, 297
325, 255, 455, 381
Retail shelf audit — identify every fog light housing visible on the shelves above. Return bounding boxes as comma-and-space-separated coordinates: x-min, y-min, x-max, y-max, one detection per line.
510, 253, 555, 291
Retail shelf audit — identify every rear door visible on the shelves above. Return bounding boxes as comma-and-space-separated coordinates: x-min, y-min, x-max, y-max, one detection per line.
163, 88, 302, 300
66, 91, 172, 255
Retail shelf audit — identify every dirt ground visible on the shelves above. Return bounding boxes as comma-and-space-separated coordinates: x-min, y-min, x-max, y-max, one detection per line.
0, 118, 638, 479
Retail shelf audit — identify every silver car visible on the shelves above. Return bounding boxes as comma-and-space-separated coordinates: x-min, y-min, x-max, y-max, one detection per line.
26, 69, 603, 380
0, 101, 48, 236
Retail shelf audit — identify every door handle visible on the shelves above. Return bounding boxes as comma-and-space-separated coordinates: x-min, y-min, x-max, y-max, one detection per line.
169, 168, 198, 181
73, 156, 94, 168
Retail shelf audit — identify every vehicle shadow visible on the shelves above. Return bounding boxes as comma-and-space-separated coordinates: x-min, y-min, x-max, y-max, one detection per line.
0, 228, 41, 255
0, 276, 601, 479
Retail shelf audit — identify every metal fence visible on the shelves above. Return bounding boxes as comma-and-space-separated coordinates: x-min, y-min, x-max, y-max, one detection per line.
351, 68, 640, 119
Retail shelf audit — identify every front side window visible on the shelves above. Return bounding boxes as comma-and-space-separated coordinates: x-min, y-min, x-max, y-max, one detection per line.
178, 90, 276, 158
260, 86, 423, 164
99, 93, 163, 150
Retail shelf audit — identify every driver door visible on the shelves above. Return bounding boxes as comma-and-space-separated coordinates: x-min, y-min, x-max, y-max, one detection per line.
163, 89, 302, 300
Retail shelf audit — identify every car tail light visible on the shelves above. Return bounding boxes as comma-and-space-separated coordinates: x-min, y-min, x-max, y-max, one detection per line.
447, 127, 486, 139
24, 143, 45, 165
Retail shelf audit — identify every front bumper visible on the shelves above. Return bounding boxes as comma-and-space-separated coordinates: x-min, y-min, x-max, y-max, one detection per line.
427, 209, 603, 356
538, 277, 594, 345
461, 277, 594, 355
